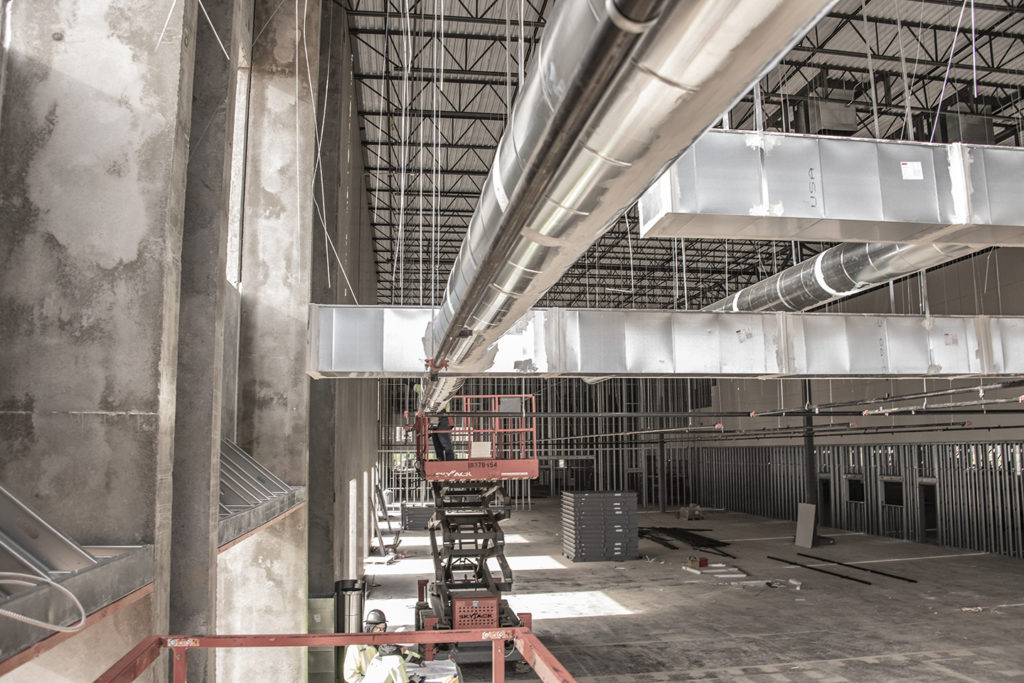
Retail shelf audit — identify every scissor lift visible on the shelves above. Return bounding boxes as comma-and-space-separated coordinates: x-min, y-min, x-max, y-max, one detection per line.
411, 395, 538, 662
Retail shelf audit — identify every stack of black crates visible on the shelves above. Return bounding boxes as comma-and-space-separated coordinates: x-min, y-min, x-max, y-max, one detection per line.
560, 491, 638, 562
400, 501, 435, 530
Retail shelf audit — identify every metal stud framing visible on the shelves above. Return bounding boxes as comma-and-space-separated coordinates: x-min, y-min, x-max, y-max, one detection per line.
690, 442, 1024, 558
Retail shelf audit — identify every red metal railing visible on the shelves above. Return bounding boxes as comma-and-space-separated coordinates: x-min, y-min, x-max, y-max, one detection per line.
96, 627, 575, 683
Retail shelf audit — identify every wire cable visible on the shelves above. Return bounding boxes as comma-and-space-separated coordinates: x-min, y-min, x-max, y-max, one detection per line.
0, 572, 87, 633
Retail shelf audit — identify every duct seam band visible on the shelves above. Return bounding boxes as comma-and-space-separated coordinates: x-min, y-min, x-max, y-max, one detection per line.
604, 0, 659, 34
811, 253, 860, 299
812, 253, 841, 297
583, 143, 632, 168
492, 144, 510, 211
947, 143, 971, 224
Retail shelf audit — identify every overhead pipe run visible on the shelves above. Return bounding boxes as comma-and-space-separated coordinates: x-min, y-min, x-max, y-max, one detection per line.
750, 379, 1024, 416
419, 0, 839, 412
704, 241, 974, 313
634, 128, 1024, 315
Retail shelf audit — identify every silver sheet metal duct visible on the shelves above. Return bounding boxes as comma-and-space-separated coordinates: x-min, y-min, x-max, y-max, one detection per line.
311, 305, 1024, 379
639, 129, 1024, 247
634, 129, 1021, 313
419, 0, 838, 411
705, 241, 974, 313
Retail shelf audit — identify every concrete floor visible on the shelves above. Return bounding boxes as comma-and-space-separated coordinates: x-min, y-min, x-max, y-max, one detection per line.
367, 498, 1024, 682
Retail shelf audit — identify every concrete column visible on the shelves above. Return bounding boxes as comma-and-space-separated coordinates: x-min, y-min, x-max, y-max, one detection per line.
307, 0, 344, 599
0, 0, 198, 649
237, 0, 320, 486
226, 1, 319, 679
336, 378, 377, 581
168, 1, 254, 680
338, 382, 369, 580
309, 0, 379, 587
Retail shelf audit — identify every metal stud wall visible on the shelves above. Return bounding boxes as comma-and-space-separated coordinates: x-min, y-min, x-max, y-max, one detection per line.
377, 375, 1024, 557
689, 442, 1024, 558
689, 446, 807, 521
376, 376, 700, 506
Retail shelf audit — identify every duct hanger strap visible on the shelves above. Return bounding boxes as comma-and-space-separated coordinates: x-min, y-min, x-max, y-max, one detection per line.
426, 358, 449, 372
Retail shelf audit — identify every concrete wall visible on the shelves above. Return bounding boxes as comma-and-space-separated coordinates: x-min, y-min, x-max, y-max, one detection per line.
0, 0, 335, 679
0, 594, 156, 683
168, 0, 256, 680
308, 1, 379, 595
236, 0, 321, 487
0, 0, 198, 659
217, 509, 309, 682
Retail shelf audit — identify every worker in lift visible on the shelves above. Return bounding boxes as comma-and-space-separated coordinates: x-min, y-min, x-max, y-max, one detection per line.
430, 412, 455, 461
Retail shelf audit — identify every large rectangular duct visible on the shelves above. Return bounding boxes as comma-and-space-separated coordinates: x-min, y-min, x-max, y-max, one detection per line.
309, 305, 1024, 379
638, 129, 1024, 247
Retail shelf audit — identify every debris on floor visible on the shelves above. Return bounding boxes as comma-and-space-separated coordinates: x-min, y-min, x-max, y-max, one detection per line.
677, 503, 704, 520
729, 578, 802, 590
686, 555, 709, 568
640, 526, 735, 558
683, 561, 747, 578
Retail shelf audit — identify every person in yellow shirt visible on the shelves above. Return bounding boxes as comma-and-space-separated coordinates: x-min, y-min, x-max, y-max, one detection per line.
343, 609, 387, 682
363, 644, 414, 683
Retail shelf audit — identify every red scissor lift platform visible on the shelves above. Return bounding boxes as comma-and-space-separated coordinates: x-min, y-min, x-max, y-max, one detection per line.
415, 394, 538, 482
411, 394, 538, 664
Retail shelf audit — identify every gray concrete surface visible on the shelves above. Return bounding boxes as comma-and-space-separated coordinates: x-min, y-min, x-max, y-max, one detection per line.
216, 506, 308, 682
307, 0, 379, 592
236, 0, 321, 487
169, 1, 254, 680
0, 0, 199, 653
307, 0, 345, 600
367, 498, 1024, 682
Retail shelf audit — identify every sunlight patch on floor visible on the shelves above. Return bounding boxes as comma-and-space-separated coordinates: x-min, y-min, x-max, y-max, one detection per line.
389, 533, 530, 548
505, 590, 635, 618
369, 554, 567, 576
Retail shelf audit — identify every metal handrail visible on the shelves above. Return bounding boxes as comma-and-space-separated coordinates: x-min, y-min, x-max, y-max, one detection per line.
96, 627, 576, 683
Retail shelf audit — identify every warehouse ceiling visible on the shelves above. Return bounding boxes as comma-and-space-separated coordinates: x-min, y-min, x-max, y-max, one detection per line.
341, 0, 1024, 309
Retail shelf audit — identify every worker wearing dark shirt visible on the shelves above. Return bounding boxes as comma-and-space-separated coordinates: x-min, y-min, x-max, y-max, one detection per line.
430, 415, 455, 461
